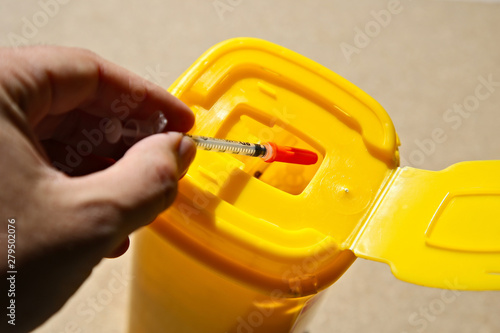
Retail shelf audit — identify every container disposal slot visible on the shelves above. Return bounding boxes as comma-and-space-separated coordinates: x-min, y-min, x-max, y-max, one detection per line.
218, 109, 323, 195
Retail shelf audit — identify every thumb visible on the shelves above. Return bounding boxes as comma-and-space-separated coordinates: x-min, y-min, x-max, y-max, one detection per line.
70, 132, 196, 234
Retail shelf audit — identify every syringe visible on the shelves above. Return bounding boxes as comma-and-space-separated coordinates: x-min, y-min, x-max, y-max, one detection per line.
187, 135, 318, 165
105, 112, 318, 165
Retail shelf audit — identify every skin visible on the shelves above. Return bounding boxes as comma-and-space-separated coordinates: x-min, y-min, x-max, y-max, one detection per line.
0, 46, 196, 332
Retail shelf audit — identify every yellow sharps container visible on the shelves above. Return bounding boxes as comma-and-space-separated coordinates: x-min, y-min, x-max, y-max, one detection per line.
129, 38, 500, 333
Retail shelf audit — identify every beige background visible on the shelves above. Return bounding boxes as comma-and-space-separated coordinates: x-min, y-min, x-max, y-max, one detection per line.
2, 0, 499, 332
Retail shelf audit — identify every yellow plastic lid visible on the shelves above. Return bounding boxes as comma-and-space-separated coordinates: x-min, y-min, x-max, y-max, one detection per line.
151, 38, 500, 295
352, 162, 500, 290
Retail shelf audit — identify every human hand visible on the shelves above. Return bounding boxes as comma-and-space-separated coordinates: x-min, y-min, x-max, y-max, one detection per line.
0, 46, 195, 332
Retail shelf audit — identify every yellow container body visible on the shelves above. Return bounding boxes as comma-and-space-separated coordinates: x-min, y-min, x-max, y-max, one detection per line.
130, 227, 321, 333
129, 38, 500, 333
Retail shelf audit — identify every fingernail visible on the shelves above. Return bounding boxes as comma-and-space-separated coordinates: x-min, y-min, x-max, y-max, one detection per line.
178, 135, 196, 177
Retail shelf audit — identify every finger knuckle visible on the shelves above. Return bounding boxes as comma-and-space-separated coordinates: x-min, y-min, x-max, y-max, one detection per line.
75, 199, 122, 237
153, 158, 178, 186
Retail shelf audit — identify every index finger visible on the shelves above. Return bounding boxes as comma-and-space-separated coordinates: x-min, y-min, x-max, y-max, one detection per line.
0, 46, 194, 132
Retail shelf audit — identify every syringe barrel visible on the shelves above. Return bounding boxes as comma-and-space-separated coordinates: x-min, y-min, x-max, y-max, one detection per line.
188, 135, 267, 157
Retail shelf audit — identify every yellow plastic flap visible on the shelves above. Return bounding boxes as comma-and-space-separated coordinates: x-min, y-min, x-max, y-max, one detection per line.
351, 161, 500, 290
